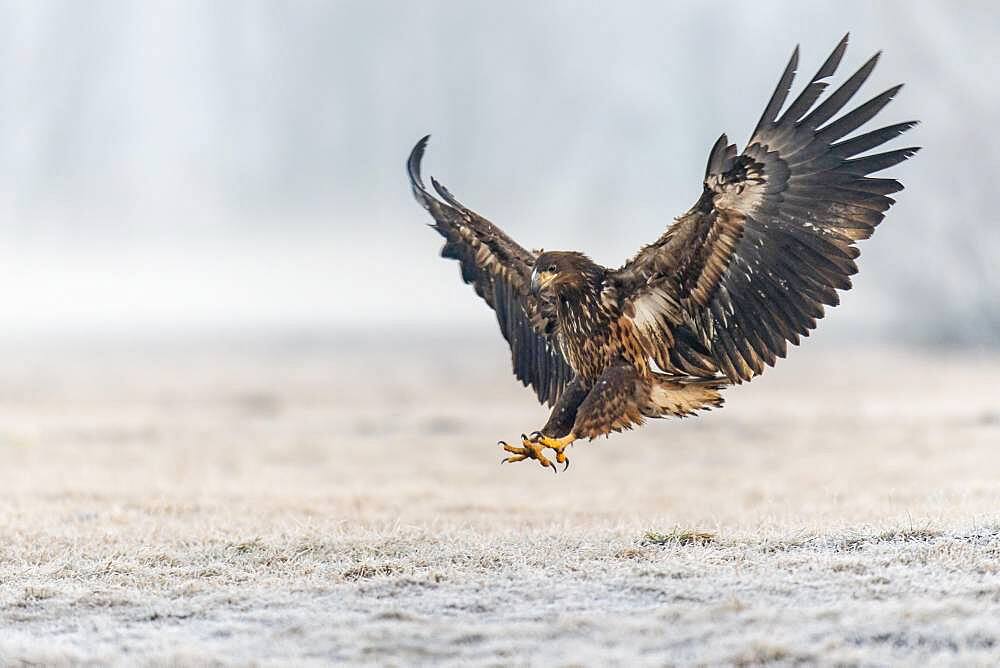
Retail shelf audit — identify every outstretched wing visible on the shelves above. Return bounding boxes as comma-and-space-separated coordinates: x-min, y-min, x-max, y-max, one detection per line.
613, 35, 919, 383
408, 136, 573, 405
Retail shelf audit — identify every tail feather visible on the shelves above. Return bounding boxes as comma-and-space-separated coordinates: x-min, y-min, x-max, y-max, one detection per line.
643, 375, 726, 418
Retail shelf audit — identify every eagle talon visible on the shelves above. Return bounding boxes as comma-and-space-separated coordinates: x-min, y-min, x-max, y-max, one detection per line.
495, 432, 578, 472
497, 435, 558, 471
533, 432, 577, 470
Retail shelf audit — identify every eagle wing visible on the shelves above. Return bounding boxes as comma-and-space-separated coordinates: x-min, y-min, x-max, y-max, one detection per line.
408, 136, 573, 405
612, 35, 919, 382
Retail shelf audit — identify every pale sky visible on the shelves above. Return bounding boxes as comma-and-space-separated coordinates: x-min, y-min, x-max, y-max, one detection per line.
0, 1, 994, 343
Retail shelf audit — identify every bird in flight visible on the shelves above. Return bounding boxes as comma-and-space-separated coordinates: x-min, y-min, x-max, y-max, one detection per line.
408, 35, 918, 472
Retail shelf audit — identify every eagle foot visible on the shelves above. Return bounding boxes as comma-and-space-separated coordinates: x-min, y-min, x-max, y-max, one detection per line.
498, 432, 576, 472
529, 431, 576, 471
499, 435, 556, 473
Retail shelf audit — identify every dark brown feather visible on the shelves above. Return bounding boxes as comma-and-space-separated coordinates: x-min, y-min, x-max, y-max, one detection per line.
408, 137, 573, 406
610, 38, 917, 383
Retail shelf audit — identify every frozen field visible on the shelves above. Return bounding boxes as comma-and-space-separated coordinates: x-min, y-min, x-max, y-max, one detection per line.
1, 334, 1000, 665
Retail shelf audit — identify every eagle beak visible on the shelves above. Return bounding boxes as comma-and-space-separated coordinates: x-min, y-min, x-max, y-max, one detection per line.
530, 268, 541, 295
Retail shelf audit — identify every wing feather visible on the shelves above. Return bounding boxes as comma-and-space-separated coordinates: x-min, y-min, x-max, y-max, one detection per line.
611, 36, 918, 382
750, 46, 799, 138
408, 136, 572, 405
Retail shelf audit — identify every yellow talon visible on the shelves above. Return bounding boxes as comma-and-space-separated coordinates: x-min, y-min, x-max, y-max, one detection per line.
497, 432, 576, 472
530, 431, 576, 470
498, 436, 555, 472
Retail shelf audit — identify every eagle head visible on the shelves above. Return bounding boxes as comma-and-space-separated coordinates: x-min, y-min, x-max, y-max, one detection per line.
530, 251, 603, 297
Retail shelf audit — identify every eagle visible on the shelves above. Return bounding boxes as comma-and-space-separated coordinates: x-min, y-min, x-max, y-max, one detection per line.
408, 35, 918, 472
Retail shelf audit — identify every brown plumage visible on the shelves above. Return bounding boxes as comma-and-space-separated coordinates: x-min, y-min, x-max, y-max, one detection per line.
407, 35, 918, 472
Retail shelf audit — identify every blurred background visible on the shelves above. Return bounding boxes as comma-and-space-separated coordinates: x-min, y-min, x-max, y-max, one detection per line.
4, 6, 1000, 663
0, 0, 995, 346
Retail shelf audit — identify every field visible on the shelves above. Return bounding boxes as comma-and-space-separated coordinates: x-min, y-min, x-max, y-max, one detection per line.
2, 333, 1000, 666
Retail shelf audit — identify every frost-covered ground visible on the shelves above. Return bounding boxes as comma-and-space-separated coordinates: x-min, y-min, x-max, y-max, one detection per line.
1, 335, 1000, 666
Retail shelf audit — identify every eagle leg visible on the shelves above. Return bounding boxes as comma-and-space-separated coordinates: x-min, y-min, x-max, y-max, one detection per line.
499, 378, 587, 472
499, 435, 557, 473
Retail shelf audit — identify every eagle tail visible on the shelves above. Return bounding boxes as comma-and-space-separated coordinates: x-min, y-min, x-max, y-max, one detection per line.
643, 375, 726, 418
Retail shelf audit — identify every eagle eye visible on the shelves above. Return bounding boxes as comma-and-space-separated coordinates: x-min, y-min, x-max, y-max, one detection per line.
547, 264, 557, 273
